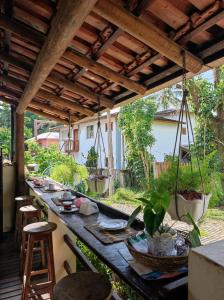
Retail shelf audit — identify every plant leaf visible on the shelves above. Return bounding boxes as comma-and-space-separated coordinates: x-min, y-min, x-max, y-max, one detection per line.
143, 205, 165, 236
188, 229, 202, 248
127, 205, 142, 227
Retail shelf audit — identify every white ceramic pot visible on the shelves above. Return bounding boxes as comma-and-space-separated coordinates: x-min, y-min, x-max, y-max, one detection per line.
168, 193, 211, 224
147, 232, 177, 256
87, 176, 109, 194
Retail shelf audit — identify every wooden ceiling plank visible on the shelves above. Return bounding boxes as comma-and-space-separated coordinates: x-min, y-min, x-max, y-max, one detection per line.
37, 89, 94, 117
0, 13, 146, 95
27, 107, 69, 124
48, 72, 114, 108
0, 73, 94, 116
64, 50, 146, 94
0, 51, 113, 108
30, 100, 78, 122
93, 0, 203, 73
16, 0, 98, 114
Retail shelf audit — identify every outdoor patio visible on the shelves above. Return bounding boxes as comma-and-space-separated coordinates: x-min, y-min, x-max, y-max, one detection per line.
1, 1, 224, 300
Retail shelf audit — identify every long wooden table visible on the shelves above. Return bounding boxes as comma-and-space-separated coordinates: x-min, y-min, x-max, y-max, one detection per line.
26, 180, 188, 300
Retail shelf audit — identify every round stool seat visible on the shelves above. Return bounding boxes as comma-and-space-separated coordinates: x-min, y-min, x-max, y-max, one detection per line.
19, 205, 38, 213
23, 221, 57, 234
54, 272, 112, 300
15, 195, 35, 202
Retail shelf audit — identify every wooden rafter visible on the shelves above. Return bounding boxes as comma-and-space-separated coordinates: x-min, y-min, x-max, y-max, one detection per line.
0, 52, 114, 108
0, 15, 146, 96
27, 107, 69, 125
64, 50, 146, 94
0, 74, 94, 116
37, 90, 94, 117
93, 0, 203, 73
16, 0, 98, 113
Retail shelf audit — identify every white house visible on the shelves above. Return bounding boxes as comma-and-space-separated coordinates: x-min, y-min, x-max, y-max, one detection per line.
58, 108, 196, 169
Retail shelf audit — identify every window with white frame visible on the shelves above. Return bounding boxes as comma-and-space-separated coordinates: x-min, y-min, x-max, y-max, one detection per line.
87, 125, 94, 139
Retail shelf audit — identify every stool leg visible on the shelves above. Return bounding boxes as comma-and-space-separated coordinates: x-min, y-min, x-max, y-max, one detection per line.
20, 231, 26, 275
22, 234, 34, 300
47, 234, 56, 298
40, 240, 46, 268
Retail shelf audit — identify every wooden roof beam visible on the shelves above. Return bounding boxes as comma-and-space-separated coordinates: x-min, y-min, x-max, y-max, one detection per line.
30, 100, 78, 123
0, 17, 146, 96
27, 107, 69, 125
0, 85, 79, 122
63, 50, 146, 94
48, 72, 114, 108
0, 52, 114, 108
93, 0, 203, 73
0, 74, 94, 116
37, 89, 94, 117
16, 0, 98, 114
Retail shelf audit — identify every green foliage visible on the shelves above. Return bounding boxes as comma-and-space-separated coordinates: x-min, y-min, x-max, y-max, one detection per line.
0, 127, 11, 156
85, 146, 98, 167
154, 160, 201, 194
128, 189, 171, 236
25, 141, 88, 189
185, 213, 201, 247
118, 97, 156, 187
76, 239, 143, 300
108, 187, 141, 204
205, 208, 224, 221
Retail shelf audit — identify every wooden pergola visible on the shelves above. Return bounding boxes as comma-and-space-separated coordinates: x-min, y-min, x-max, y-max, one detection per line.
0, 0, 224, 192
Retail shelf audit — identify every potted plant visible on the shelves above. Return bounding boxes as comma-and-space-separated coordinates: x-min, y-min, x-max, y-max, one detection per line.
155, 160, 211, 224
127, 188, 201, 271
85, 147, 109, 195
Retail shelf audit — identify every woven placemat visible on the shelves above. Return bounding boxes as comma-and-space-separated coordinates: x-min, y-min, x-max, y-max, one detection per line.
85, 223, 137, 245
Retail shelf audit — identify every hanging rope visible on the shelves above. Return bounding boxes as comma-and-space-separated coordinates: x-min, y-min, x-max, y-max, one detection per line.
173, 50, 206, 221
94, 96, 107, 175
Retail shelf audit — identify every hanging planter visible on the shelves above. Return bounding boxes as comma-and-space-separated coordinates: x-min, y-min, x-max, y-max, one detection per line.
86, 98, 109, 195
168, 192, 211, 224
166, 51, 211, 223
87, 174, 110, 194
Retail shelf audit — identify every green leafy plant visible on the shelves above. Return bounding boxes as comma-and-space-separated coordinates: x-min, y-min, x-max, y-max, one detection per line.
85, 146, 98, 168
128, 186, 201, 247
118, 97, 156, 188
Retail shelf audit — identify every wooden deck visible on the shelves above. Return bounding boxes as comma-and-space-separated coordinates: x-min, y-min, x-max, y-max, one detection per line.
0, 234, 22, 300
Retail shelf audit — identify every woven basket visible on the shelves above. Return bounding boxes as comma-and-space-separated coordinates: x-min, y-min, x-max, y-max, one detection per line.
126, 237, 189, 272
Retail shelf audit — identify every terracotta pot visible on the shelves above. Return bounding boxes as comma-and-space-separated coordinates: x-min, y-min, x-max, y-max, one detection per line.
168, 193, 211, 224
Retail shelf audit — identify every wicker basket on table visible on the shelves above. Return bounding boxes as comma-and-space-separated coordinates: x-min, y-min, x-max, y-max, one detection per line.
126, 233, 190, 272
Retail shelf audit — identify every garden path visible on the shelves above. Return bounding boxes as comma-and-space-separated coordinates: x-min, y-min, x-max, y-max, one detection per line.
111, 203, 224, 245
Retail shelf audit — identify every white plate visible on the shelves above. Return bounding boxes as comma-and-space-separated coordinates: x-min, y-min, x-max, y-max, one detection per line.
59, 206, 79, 214
59, 196, 76, 201
98, 219, 128, 231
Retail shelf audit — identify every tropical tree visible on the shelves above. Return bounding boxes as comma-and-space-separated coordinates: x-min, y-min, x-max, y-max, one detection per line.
118, 97, 156, 188
187, 66, 224, 188
153, 86, 181, 110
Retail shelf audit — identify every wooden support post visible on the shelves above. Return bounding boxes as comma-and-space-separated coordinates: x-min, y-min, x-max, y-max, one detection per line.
10, 105, 16, 162
15, 113, 25, 194
16, 0, 98, 114
107, 110, 114, 197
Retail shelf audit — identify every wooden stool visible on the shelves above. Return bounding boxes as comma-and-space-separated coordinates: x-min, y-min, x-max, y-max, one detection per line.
20, 205, 43, 273
53, 272, 112, 300
15, 195, 35, 246
22, 221, 57, 300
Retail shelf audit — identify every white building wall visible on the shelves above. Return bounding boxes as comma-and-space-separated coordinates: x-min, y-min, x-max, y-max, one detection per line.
59, 114, 196, 166
60, 116, 119, 169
